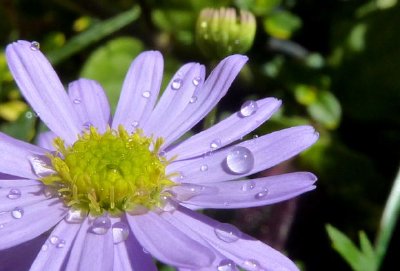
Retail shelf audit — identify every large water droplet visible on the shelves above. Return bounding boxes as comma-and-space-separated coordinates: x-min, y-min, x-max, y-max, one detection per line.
255, 187, 269, 200
73, 98, 81, 104
7, 188, 21, 199
30, 41, 40, 51
226, 146, 254, 174
243, 259, 261, 271
214, 223, 242, 243
210, 139, 221, 150
240, 100, 258, 117
189, 96, 198, 104
172, 183, 217, 201
241, 180, 256, 192
112, 222, 130, 244
192, 77, 201, 86
142, 91, 151, 98
65, 209, 86, 224
91, 216, 111, 235
11, 207, 24, 219
171, 78, 182, 90
200, 164, 208, 172
29, 156, 54, 177
217, 259, 236, 271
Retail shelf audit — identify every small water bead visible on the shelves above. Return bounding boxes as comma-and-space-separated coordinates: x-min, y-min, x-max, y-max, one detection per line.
56, 239, 66, 248
29, 156, 54, 178
200, 164, 208, 172
189, 96, 198, 104
65, 209, 86, 224
142, 91, 151, 98
240, 100, 258, 117
49, 235, 59, 245
243, 259, 261, 271
7, 188, 21, 199
11, 207, 24, 219
241, 180, 256, 192
41, 244, 49, 251
91, 216, 111, 235
30, 41, 40, 51
214, 223, 242, 243
226, 146, 254, 174
210, 139, 222, 150
171, 78, 183, 90
73, 98, 81, 104
192, 77, 201, 86
217, 259, 236, 271
255, 188, 269, 200
112, 222, 130, 244
131, 121, 139, 128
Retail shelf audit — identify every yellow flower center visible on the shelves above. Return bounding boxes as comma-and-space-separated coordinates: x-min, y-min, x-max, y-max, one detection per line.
40, 126, 175, 216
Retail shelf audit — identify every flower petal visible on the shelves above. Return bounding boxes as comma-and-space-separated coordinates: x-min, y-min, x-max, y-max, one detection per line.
0, 198, 67, 250
112, 51, 163, 132
167, 126, 318, 183
68, 79, 111, 133
30, 220, 81, 271
167, 98, 281, 160
65, 218, 114, 271
126, 211, 214, 268
171, 206, 299, 271
0, 132, 47, 179
6, 40, 81, 144
112, 216, 157, 271
161, 54, 248, 147
143, 63, 205, 137
179, 172, 317, 209
0, 184, 45, 212
36, 131, 56, 151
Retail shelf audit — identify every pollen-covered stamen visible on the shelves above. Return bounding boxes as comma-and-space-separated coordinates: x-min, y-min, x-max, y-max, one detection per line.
40, 125, 175, 216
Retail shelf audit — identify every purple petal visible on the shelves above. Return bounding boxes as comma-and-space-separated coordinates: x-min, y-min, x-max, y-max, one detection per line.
112, 216, 157, 271
6, 40, 81, 144
30, 220, 81, 271
167, 126, 318, 183
68, 79, 111, 133
126, 211, 214, 268
167, 98, 281, 160
161, 55, 248, 147
36, 131, 56, 151
65, 218, 114, 271
0, 184, 45, 211
112, 51, 163, 132
0, 132, 47, 179
143, 63, 205, 137
179, 172, 317, 209
0, 198, 67, 250
171, 206, 300, 271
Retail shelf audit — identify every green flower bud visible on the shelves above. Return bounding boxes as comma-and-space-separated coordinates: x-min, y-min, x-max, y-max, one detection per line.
196, 7, 256, 59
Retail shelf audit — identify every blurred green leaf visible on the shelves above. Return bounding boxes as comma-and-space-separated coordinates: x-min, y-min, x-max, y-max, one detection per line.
235, 0, 282, 16
307, 90, 341, 130
263, 10, 301, 39
47, 6, 141, 65
80, 37, 144, 111
0, 110, 37, 141
294, 84, 317, 106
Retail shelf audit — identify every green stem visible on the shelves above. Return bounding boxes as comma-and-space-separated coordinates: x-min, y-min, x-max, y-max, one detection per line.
375, 166, 400, 269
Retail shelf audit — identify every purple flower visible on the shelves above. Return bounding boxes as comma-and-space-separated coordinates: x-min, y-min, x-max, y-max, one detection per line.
0, 40, 318, 271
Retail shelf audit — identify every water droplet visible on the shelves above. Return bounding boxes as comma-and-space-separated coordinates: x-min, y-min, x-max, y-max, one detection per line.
214, 223, 242, 243
192, 77, 201, 86
0, 224, 5, 229
73, 98, 81, 104
30, 41, 40, 51
217, 259, 236, 271
210, 139, 221, 150
241, 180, 256, 192
171, 78, 182, 90
43, 187, 55, 198
65, 209, 86, 224
161, 195, 178, 212
255, 188, 269, 200
253, 135, 259, 139
34, 112, 40, 117
11, 207, 24, 219
7, 188, 21, 199
131, 121, 139, 128
49, 235, 59, 245
200, 164, 208, 172
189, 96, 198, 104
91, 216, 111, 235
142, 91, 151, 98
240, 100, 258, 117
112, 222, 130, 244
243, 259, 261, 271
29, 156, 54, 178
143, 248, 149, 254
56, 239, 66, 248
41, 244, 49, 251
226, 146, 254, 174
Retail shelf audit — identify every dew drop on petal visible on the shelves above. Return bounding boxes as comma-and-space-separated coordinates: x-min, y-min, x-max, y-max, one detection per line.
217, 259, 236, 271
214, 223, 242, 243
142, 91, 151, 98
241, 180, 256, 192
112, 222, 130, 244
29, 156, 54, 178
226, 146, 254, 174
192, 77, 201, 86
91, 216, 111, 235
73, 98, 81, 104
11, 207, 24, 219
49, 235, 59, 245
7, 188, 21, 199
171, 78, 182, 90
56, 239, 66, 248
65, 209, 86, 224
210, 139, 221, 150
243, 259, 261, 271
200, 164, 208, 172
240, 100, 258, 117
132, 121, 139, 128
41, 244, 49, 251
189, 96, 198, 104
30, 41, 40, 51
255, 188, 269, 200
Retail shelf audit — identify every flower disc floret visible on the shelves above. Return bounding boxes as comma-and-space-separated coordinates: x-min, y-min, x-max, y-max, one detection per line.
41, 126, 174, 216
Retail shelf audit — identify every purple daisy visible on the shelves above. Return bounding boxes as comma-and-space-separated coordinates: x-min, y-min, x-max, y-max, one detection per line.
0, 40, 318, 271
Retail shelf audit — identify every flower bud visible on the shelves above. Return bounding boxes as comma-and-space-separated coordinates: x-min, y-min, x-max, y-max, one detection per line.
196, 7, 256, 59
